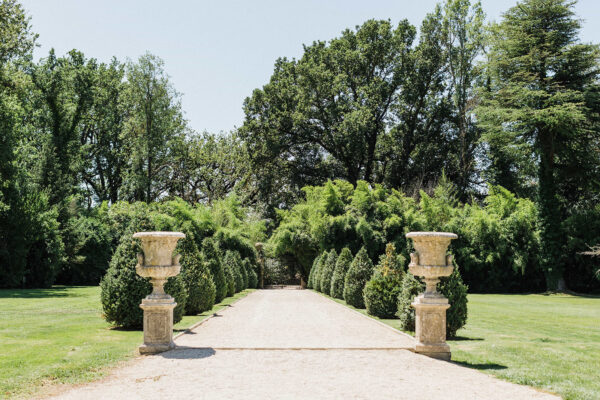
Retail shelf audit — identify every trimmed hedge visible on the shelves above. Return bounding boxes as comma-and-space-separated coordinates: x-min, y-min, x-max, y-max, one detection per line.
201, 237, 227, 302
319, 250, 337, 295
307, 255, 322, 289
180, 240, 216, 315
343, 247, 374, 308
330, 248, 352, 299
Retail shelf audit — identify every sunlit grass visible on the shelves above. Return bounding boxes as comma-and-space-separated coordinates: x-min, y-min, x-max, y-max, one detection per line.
0, 286, 254, 399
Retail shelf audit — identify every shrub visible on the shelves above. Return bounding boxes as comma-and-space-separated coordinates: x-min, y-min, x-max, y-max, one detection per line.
396, 262, 468, 338
319, 250, 337, 295
307, 255, 321, 289
180, 240, 216, 315
363, 244, 404, 318
100, 236, 187, 328
201, 237, 227, 303
314, 251, 328, 292
330, 248, 352, 299
223, 250, 243, 293
239, 256, 249, 289
343, 247, 374, 308
245, 259, 258, 288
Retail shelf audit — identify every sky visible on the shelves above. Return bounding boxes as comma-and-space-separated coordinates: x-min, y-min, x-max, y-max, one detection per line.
20, 0, 600, 134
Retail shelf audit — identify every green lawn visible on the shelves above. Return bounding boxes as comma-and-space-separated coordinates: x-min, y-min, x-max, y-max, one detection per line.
0, 286, 254, 399
318, 291, 600, 400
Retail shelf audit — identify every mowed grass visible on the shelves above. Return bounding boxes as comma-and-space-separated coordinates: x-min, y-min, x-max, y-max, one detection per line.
315, 290, 600, 400
0, 286, 254, 399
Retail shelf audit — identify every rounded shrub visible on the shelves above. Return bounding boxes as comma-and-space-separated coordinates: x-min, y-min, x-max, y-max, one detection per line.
245, 259, 258, 288
314, 251, 328, 292
396, 262, 468, 338
364, 244, 404, 318
180, 240, 216, 315
223, 250, 243, 293
201, 237, 227, 303
343, 247, 374, 308
239, 256, 249, 289
307, 255, 322, 289
100, 236, 187, 328
330, 248, 352, 299
319, 250, 337, 296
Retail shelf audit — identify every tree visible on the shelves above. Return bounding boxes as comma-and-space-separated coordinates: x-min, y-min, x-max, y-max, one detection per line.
330, 247, 352, 298
121, 53, 186, 203
475, 0, 600, 290
319, 249, 337, 295
343, 247, 374, 308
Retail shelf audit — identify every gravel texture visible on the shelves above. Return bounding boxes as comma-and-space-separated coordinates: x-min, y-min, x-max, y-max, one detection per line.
43, 289, 558, 400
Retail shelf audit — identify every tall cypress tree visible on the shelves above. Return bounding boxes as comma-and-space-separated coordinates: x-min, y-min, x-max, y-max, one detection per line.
475, 0, 600, 290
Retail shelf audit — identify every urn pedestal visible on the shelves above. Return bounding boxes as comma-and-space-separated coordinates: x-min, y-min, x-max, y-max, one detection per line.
406, 231, 457, 361
133, 231, 185, 355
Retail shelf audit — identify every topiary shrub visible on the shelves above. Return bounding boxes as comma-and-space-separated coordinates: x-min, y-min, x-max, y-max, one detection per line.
396, 271, 423, 331
307, 255, 321, 289
239, 256, 249, 289
201, 237, 227, 303
245, 259, 258, 288
396, 261, 468, 338
314, 251, 328, 292
330, 248, 352, 299
319, 250, 337, 296
100, 236, 187, 329
343, 247, 374, 308
223, 250, 243, 293
180, 240, 216, 315
363, 244, 404, 318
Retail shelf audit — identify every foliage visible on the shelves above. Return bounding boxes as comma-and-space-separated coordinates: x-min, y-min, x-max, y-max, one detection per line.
396, 272, 423, 331
330, 248, 352, 299
100, 236, 187, 328
307, 255, 321, 289
223, 250, 243, 293
318, 250, 337, 295
245, 259, 258, 289
363, 244, 404, 318
201, 237, 227, 302
180, 239, 216, 315
343, 247, 374, 308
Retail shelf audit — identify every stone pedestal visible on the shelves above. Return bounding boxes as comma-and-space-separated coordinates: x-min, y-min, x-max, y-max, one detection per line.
406, 231, 457, 361
133, 231, 185, 355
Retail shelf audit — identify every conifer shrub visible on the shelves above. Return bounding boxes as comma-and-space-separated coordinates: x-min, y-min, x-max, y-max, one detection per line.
307, 255, 321, 289
245, 259, 258, 288
223, 250, 243, 293
319, 250, 337, 295
314, 251, 328, 292
330, 248, 352, 299
223, 258, 236, 297
240, 256, 249, 289
363, 244, 404, 318
201, 237, 227, 303
100, 236, 187, 328
180, 240, 216, 315
396, 262, 468, 338
343, 247, 374, 308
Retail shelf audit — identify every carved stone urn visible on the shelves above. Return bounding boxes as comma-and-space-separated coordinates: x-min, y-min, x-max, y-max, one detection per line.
406, 231, 457, 360
133, 231, 185, 354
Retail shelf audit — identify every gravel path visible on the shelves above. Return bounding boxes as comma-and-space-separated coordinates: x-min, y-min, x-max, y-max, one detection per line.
44, 289, 559, 400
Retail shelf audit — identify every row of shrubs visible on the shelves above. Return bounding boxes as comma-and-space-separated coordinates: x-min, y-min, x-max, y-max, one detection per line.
99, 197, 263, 329
308, 243, 468, 338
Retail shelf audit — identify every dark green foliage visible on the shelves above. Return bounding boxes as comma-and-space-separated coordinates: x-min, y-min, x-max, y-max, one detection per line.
239, 256, 249, 289
343, 247, 374, 308
244, 259, 258, 289
319, 250, 337, 295
364, 244, 404, 318
100, 236, 187, 328
223, 259, 236, 297
330, 248, 352, 299
396, 264, 468, 338
223, 250, 243, 293
201, 237, 227, 302
396, 272, 424, 331
307, 255, 321, 289
313, 252, 327, 292
180, 239, 216, 315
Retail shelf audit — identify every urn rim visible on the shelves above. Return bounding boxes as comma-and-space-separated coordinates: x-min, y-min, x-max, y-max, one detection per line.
133, 231, 186, 239
406, 231, 458, 239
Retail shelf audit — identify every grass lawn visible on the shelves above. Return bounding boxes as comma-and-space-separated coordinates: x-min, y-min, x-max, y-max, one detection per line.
316, 291, 600, 400
0, 286, 254, 399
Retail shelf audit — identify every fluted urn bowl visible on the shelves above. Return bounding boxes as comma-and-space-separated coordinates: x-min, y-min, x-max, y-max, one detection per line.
133, 232, 185, 298
406, 231, 457, 296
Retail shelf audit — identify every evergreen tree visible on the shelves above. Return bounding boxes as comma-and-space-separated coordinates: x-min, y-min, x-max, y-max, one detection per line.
307, 254, 321, 289
319, 249, 337, 296
201, 237, 227, 303
330, 248, 352, 299
343, 247, 374, 308
475, 0, 600, 290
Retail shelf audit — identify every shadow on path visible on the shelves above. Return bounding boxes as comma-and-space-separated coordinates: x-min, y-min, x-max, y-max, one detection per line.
159, 347, 216, 360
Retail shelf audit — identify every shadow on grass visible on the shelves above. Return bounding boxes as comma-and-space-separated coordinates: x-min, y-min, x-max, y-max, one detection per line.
0, 286, 80, 298
454, 360, 507, 370
160, 347, 216, 359
450, 336, 484, 341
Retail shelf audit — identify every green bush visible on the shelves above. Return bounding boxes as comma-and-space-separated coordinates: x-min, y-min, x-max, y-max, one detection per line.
223, 250, 243, 293
100, 236, 187, 328
330, 248, 352, 299
314, 251, 328, 292
343, 247, 374, 308
307, 255, 321, 289
319, 250, 337, 295
396, 263, 468, 338
363, 244, 404, 318
239, 256, 249, 289
201, 237, 227, 302
244, 259, 258, 288
180, 240, 216, 315
396, 271, 423, 331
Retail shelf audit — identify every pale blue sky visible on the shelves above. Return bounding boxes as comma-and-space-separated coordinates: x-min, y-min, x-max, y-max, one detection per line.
20, 0, 600, 134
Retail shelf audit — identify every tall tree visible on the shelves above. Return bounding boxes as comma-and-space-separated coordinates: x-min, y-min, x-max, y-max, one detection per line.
121, 53, 186, 203
475, 0, 600, 290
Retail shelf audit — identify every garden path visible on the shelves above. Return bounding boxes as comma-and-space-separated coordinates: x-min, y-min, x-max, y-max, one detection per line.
44, 289, 558, 400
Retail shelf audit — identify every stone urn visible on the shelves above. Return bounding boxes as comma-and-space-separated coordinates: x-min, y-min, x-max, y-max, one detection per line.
406, 231, 457, 360
134, 231, 185, 354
